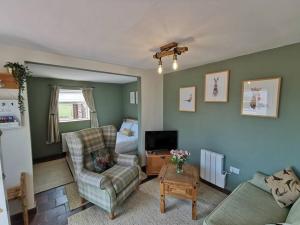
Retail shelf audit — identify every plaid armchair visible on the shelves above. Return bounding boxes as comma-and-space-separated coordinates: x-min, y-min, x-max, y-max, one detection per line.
65, 125, 139, 219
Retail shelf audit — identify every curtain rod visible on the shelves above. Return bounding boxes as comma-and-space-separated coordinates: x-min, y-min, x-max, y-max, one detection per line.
48, 84, 95, 89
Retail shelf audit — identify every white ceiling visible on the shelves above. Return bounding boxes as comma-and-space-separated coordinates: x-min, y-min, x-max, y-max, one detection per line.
28, 64, 138, 84
1, 0, 300, 72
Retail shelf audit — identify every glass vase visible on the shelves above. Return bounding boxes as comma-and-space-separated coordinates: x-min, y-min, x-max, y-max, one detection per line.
176, 162, 184, 174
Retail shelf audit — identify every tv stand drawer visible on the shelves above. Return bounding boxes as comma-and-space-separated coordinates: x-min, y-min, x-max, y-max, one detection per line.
146, 151, 171, 176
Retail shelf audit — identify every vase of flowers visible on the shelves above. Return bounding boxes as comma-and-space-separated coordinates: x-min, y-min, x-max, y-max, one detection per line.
170, 149, 190, 174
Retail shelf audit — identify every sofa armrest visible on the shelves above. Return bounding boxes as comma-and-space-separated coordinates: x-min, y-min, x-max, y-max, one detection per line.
78, 169, 112, 190
116, 154, 138, 167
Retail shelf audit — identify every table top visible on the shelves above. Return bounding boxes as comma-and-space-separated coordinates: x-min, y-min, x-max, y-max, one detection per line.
159, 163, 199, 186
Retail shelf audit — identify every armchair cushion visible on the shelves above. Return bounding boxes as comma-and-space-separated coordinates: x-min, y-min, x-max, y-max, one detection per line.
116, 154, 138, 167
80, 128, 105, 154
101, 164, 139, 194
91, 148, 114, 173
78, 168, 110, 189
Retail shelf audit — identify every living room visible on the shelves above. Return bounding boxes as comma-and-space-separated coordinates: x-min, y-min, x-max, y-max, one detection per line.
0, 1, 299, 225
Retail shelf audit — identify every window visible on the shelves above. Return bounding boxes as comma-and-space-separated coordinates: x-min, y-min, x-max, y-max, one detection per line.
58, 89, 90, 122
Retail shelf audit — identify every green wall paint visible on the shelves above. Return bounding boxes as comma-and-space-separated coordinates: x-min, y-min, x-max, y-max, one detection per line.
122, 81, 138, 119
28, 77, 124, 160
164, 43, 300, 190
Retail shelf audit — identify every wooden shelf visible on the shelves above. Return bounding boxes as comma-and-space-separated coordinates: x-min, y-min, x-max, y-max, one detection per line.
0, 73, 18, 89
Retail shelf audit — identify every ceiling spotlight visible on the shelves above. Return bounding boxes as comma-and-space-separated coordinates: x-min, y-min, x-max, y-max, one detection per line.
172, 54, 178, 70
158, 58, 163, 74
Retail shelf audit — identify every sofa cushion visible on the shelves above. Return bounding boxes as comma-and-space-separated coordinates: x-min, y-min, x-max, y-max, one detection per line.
286, 196, 300, 224
91, 148, 114, 173
265, 168, 300, 208
249, 172, 271, 193
80, 128, 105, 154
101, 164, 139, 194
204, 182, 289, 225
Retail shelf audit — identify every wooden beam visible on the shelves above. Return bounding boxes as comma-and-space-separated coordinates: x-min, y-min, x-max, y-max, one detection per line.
153, 46, 188, 59
160, 42, 178, 51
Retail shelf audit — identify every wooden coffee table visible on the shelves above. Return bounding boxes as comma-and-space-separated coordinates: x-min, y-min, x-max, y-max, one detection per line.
159, 163, 199, 220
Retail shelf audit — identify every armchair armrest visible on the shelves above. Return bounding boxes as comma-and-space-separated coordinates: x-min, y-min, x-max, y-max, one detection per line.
78, 169, 112, 189
116, 154, 138, 167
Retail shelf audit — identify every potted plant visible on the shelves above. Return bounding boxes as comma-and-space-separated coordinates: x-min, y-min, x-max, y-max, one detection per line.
170, 149, 191, 174
4, 62, 31, 113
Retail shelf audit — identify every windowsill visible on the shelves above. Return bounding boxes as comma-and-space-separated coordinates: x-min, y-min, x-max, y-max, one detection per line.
59, 119, 90, 123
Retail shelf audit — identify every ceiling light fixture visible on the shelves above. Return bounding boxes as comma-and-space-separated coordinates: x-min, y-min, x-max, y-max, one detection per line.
172, 54, 178, 70
153, 42, 188, 74
158, 58, 163, 74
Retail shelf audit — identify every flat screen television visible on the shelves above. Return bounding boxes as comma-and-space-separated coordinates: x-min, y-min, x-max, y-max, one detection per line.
145, 131, 177, 151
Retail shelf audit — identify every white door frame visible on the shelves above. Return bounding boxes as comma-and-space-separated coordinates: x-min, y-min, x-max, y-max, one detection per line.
0, 130, 10, 225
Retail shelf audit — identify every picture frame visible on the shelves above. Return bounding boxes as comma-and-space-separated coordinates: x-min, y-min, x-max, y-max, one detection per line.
179, 86, 196, 112
241, 77, 281, 118
130, 91, 135, 104
135, 91, 138, 104
204, 70, 230, 102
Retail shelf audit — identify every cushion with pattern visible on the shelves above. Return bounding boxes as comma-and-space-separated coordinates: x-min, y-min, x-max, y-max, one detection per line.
91, 148, 114, 173
265, 168, 300, 208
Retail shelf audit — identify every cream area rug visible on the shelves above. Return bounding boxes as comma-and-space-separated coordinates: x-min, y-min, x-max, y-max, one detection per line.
65, 182, 88, 210
33, 158, 74, 193
68, 178, 227, 225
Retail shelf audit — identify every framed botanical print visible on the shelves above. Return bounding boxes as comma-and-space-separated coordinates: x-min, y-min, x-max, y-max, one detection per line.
241, 77, 281, 118
179, 86, 196, 112
204, 70, 230, 102
130, 92, 135, 104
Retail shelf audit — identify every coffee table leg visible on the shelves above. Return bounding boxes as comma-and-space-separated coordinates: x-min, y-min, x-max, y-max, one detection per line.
160, 182, 165, 213
192, 185, 198, 220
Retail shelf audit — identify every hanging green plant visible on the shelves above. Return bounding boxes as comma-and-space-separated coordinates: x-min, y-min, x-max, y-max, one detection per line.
4, 62, 32, 113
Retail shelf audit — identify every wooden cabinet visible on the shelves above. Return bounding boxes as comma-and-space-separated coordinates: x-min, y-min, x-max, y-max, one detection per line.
146, 151, 171, 176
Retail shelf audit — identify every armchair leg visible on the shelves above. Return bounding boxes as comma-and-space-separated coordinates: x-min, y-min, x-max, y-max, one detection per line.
80, 197, 87, 204
108, 211, 115, 220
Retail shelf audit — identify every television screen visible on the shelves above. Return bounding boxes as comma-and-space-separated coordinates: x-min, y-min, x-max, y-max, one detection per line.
145, 131, 177, 151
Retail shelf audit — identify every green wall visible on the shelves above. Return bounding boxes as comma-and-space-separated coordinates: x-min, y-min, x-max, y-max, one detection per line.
122, 81, 138, 119
28, 77, 124, 160
164, 43, 300, 190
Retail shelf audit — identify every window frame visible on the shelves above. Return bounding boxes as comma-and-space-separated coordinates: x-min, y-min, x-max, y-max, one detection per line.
58, 89, 90, 123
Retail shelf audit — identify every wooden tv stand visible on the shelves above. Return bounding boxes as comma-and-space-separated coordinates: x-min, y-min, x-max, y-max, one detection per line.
146, 150, 171, 176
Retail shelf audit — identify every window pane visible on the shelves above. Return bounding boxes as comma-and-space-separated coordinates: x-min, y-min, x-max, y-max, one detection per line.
58, 89, 90, 122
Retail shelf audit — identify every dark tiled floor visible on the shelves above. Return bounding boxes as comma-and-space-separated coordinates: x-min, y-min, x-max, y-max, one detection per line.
11, 185, 93, 225
12, 175, 154, 225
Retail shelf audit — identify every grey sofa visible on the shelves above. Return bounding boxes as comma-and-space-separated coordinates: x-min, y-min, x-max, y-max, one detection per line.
204, 172, 300, 225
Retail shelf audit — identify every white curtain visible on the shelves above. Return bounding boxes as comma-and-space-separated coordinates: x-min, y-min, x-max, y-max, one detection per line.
47, 86, 60, 144
82, 88, 99, 128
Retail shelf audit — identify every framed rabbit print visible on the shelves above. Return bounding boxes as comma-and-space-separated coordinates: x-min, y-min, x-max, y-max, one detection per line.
241, 77, 281, 118
204, 70, 229, 102
179, 86, 196, 112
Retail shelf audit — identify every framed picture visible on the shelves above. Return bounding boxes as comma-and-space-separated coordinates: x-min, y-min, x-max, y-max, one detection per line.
204, 70, 229, 102
130, 92, 135, 104
135, 91, 138, 104
179, 86, 196, 112
241, 77, 281, 118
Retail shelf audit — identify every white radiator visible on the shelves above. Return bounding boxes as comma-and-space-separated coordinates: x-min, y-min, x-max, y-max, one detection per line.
200, 149, 226, 188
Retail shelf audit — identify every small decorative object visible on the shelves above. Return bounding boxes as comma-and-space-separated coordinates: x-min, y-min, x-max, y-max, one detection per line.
130, 91, 135, 104
179, 86, 196, 112
4, 62, 32, 113
170, 149, 191, 174
135, 91, 138, 104
241, 77, 281, 118
205, 70, 230, 102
